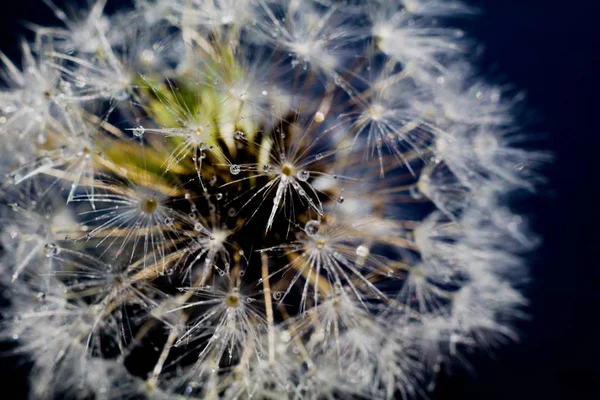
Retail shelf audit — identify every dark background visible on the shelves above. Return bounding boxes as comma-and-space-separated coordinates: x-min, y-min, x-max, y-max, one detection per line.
0, 1, 598, 399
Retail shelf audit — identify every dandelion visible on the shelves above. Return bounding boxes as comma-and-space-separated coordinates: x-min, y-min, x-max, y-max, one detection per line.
225, 112, 343, 232
166, 276, 266, 375
72, 166, 188, 271
1, 1, 546, 399
254, 1, 357, 79
0, 42, 65, 144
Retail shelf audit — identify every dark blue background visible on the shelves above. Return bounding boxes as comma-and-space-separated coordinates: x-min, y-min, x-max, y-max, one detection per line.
0, 1, 598, 398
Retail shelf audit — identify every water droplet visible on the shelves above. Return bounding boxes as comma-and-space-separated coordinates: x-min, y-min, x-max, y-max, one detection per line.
514, 163, 525, 171
337, 196, 344, 204
11, 172, 23, 184
164, 217, 175, 226
228, 207, 236, 217
296, 170, 310, 182
233, 131, 244, 140
215, 193, 223, 200
261, 90, 268, 96
132, 126, 145, 137
272, 291, 283, 300
43, 243, 60, 257
304, 220, 320, 237
409, 186, 423, 199
315, 153, 323, 160
314, 111, 325, 123
194, 222, 204, 231
229, 164, 240, 175
356, 245, 369, 258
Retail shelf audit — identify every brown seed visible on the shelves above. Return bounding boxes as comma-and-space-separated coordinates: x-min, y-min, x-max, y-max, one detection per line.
225, 294, 240, 307
281, 163, 294, 177
140, 197, 158, 214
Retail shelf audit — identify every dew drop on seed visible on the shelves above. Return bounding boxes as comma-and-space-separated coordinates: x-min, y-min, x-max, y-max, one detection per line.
337, 196, 344, 204
216, 193, 223, 200
356, 245, 369, 258
43, 243, 60, 257
272, 291, 283, 300
194, 222, 204, 231
164, 217, 175, 226
297, 170, 310, 181
233, 130, 244, 140
304, 220, 320, 237
229, 164, 241, 175
132, 126, 145, 137
409, 186, 422, 199
11, 172, 23, 184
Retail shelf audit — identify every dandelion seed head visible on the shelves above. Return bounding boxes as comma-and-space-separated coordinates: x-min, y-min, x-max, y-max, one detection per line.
0, 1, 545, 398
